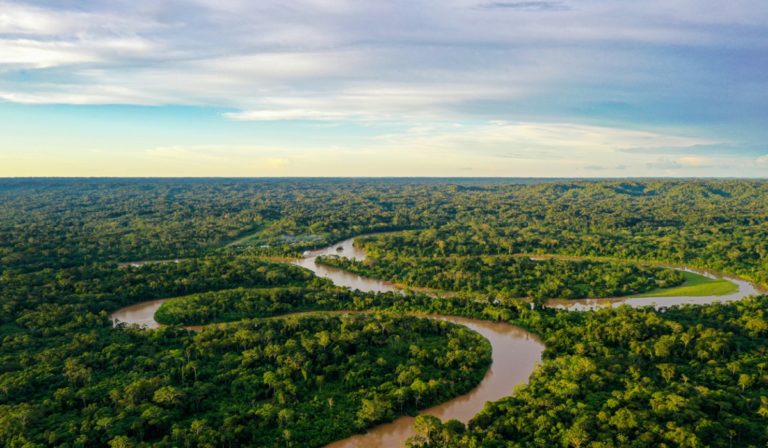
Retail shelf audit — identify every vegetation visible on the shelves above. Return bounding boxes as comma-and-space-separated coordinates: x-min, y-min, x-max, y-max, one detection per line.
631, 271, 739, 298
4, 179, 768, 286
0, 313, 491, 447
408, 296, 768, 448
2, 178, 768, 447
155, 287, 352, 325
0, 178, 446, 270
317, 254, 684, 301
1, 254, 328, 328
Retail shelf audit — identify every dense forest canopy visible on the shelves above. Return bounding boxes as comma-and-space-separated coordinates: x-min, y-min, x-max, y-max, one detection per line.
2, 312, 491, 447
3, 178, 768, 282
1, 178, 767, 447
316, 254, 684, 301
407, 296, 768, 448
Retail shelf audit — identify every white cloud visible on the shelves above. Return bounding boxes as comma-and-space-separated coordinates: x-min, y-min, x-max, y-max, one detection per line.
0, 0, 765, 114
220, 83, 520, 122
0, 85, 167, 105
224, 109, 353, 121
0, 39, 97, 68
0, 2, 90, 35
128, 123, 725, 176
0, 0, 767, 178
0, 36, 160, 70
371, 121, 716, 158
645, 159, 683, 170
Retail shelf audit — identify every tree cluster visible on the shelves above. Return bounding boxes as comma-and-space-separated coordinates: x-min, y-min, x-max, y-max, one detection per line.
318, 254, 683, 301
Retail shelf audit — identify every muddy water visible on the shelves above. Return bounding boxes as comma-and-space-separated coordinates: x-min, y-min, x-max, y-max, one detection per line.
110, 236, 545, 448
110, 236, 762, 447
294, 236, 399, 293
546, 268, 761, 311
326, 315, 542, 448
110, 298, 165, 329
110, 305, 543, 448
295, 238, 544, 447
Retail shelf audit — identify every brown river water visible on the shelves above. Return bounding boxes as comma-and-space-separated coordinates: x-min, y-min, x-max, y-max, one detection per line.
110, 236, 761, 447
545, 267, 761, 311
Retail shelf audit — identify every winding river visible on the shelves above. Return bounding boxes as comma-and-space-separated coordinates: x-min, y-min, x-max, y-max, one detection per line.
545, 267, 761, 311
109, 235, 762, 447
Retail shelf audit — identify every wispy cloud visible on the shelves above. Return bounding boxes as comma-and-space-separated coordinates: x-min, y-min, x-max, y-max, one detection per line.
645, 159, 682, 170
620, 143, 766, 157
1, 0, 766, 115
585, 164, 627, 171
221, 83, 520, 122
1, 0, 768, 176
477, 1, 568, 11
370, 121, 716, 160
644, 156, 723, 171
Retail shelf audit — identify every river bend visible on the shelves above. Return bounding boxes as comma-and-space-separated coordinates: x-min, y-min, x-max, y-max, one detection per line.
110, 235, 762, 447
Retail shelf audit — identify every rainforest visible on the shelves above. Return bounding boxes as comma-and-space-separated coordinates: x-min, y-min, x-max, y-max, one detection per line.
1, 178, 768, 448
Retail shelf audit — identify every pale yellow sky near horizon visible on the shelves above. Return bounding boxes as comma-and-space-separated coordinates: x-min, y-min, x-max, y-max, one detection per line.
3, 121, 765, 177
1, 1, 768, 177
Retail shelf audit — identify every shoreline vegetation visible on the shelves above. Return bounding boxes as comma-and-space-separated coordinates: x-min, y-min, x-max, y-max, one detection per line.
315, 253, 686, 302
349, 232, 753, 296
630, 270, 739, 298
3, 179, 768, 447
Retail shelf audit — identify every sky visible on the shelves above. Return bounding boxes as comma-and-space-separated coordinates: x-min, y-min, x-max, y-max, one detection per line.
1, 0, 767, 177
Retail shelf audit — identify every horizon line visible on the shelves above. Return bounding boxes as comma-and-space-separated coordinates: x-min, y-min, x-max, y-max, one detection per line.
1, 176, 767, 180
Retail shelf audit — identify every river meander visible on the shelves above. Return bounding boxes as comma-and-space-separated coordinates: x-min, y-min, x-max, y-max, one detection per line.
109, 235, 762, 447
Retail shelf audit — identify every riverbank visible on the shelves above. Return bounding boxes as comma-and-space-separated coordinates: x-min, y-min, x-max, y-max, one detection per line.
109, 233, 764, 447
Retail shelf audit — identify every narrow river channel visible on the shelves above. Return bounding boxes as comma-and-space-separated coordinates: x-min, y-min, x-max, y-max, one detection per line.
546, 268, 760, 311
109, 235, 762, 447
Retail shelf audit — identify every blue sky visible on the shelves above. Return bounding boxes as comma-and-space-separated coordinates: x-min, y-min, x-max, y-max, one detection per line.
1, 0, 767, 176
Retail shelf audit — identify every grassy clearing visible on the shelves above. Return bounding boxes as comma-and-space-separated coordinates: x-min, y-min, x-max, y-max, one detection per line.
228, 230, 328, 247
226, 227, 265, 246
631, 271, 738, 297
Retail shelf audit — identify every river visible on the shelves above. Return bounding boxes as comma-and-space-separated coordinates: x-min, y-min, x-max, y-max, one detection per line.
545, 267, 761, 311
109, 235, 762, 447
110, 237, 545, 447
